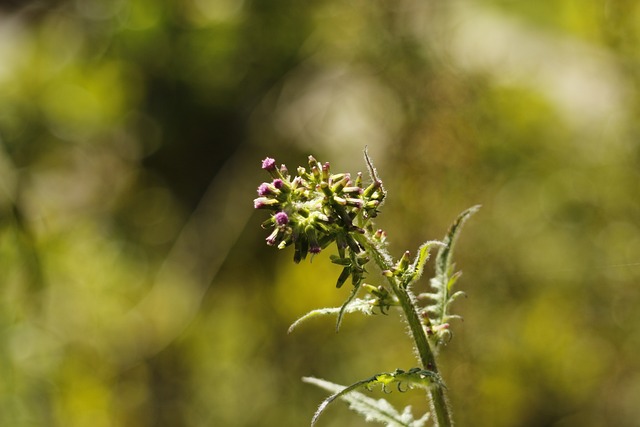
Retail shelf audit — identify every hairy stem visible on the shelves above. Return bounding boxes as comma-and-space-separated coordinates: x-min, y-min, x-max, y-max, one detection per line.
358, 233, 453, 427
393, 284, 452, 427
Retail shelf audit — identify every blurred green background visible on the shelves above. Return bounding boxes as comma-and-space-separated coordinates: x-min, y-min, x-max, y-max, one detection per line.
1, 0, 640, 426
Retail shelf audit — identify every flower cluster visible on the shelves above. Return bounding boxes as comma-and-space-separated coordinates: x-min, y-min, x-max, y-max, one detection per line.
254, 155, 386, 266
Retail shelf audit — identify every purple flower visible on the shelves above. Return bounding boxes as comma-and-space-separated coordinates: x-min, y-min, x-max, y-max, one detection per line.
258, 180, 287, 196
274, 211, 289, 226
310, 245, 322, 254
273, 179, 284, 189
257, 183, 272, 196
262, 157, 276, 171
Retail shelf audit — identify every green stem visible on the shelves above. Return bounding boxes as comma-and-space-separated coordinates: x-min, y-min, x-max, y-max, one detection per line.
393, 283, 452, 427
358, 234, 453, 427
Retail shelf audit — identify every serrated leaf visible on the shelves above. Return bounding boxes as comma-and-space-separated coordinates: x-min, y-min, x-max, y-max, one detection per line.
435, 205, 480, 278
445, 271, 462, 293
303, 374, 433, 427
444, 314, 463, 322
424, 205, 479, 344
409, 240, 445, 284
288, 299, 375, 334
447, 290, 466, 303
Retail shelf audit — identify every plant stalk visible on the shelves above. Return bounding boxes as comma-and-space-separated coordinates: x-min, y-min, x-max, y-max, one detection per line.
359, 234, 453, 427
393, 284, 452, 427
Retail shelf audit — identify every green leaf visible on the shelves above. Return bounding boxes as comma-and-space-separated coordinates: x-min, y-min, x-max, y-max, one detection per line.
288, 299, 375, 334
423, 205, 479, 343
435, 205, 480, 279
335, 266, 351, 289
408, 240, 445, 285
336, 278, 363, 331
304, 372, 435, 427
330, 255, 352, 266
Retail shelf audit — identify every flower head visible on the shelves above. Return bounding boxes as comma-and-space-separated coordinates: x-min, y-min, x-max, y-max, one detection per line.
257, 183, 272, 196
274, 211, 289, 226
262, 157, 276, 171
253, 154, 385, 264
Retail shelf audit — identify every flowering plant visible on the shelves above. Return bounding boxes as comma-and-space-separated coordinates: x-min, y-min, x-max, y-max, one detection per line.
254, 150, 479, 427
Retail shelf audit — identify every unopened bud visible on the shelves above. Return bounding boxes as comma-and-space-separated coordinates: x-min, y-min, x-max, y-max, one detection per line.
396, 251, 410, 272
254, 197, 279, 209
374, 229, 387, 242
331, 174, 351, 193
354, 172, 363, 188
343, 186, 363, 195
322, 162, 330, 182
363, 180, 381, 198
